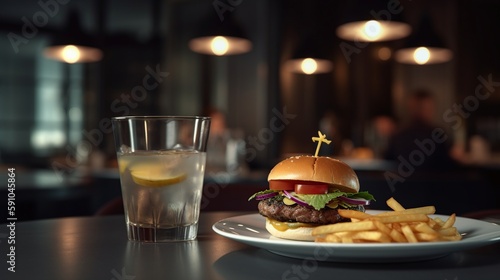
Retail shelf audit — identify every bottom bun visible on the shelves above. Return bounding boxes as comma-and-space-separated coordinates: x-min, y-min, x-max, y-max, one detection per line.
265, 218, 316, 241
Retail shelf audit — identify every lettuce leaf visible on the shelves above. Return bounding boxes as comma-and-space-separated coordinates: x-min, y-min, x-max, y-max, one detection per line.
296, 191, 375, 211
248, 189, 278, 201
349, 191, 375, 201
295, 192, 344, 210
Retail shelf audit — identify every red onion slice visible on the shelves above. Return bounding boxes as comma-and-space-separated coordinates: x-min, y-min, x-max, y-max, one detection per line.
282, 190, 311, 208
338, 195, 371, 205
255, 192, 278, 200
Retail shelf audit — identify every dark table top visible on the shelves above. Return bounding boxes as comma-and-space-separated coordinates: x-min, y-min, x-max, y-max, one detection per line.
1, 212, 500, 280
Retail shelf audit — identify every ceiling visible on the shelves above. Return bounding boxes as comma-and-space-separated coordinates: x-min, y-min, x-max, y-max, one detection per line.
0, 0, 163, 45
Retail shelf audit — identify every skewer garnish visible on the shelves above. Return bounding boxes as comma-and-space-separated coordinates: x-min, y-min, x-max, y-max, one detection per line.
312, 131, 331, 157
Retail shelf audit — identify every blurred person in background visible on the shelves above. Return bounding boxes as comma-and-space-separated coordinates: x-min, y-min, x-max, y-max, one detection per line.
365, 115, 397, 158
384, 89, 457, 171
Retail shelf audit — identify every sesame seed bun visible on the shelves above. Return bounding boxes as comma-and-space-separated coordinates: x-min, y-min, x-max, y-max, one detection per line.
267, 156, 360, 193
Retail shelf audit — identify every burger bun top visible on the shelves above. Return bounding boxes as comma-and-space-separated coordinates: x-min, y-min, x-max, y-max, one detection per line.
267, 156, 359, 193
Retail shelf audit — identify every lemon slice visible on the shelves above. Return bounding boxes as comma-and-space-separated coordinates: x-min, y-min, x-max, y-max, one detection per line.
118, 158, 130, 174
131, 170, 187, 187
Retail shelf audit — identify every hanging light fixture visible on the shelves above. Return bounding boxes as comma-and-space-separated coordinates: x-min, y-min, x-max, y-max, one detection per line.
337, 20, 411, 42
188, 14, 252, 56
284, 9, 334, 77
285, 34, 333, 75
286, 57, 333, 75
336, 0, 411, 42
44, 10, 103, 63
395, 14, 452, 65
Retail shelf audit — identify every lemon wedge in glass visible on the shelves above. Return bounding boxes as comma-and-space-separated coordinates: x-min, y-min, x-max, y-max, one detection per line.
131, 169, 187, 187
118, 158, 130, 174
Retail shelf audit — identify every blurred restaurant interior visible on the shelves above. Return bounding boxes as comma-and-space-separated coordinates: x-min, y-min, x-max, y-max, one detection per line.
1, 0, 500, 221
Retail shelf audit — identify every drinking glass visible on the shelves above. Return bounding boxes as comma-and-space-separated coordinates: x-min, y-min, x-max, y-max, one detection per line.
112, 116, 210, 242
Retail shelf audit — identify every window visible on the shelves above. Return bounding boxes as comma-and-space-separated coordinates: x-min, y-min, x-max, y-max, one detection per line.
0, 33, 83, 161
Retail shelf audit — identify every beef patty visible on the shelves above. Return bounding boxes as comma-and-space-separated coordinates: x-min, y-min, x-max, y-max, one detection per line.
258, 198, 364, 224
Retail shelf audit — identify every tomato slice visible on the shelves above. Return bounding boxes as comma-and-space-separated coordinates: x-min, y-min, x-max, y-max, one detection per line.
295, 183, 329, 195
269, 180, 330, 194
269, 180, 295, 191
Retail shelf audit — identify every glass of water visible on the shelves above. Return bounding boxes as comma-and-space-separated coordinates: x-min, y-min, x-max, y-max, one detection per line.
112, 116, 210, 242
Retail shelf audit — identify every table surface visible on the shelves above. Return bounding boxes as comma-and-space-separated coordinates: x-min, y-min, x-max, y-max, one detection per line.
1, 212, 500, 280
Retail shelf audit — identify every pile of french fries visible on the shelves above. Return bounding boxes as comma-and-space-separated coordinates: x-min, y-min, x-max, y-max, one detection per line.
312, 197, 462, 243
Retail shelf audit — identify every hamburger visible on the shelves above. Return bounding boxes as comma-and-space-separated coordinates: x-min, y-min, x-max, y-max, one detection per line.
249, 155, 374, 241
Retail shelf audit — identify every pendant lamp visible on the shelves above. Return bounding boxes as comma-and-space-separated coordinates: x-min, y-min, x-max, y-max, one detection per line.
188, 13, 252, 56
395, 14, 452, 65
336, 0, 411, 42
285, 33, 333, 75
44, 10, 103, 63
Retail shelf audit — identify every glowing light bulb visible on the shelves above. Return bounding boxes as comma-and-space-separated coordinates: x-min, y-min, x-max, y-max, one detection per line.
210, 36, 229, 56
61, 45, 81, 63
363, 20, 382, 40
413, 47, 431, 65
301, 58, 318, 75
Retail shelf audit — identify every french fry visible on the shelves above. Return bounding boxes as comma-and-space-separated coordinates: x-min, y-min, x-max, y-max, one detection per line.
314, 236, 327, 242
386, 197, 405, 211
351, 231, 392, 243
438, 227, 459, 236
389, 228, 407, 243
442, 213, 456, 229
341, 235, 354, 243
401, 225, 418, 243
324, 234, 341, 243
372, 213, 429, 224
440, 234, 462, 241
338, 209, 374, 219
328, 231, 354, 238
373, 220, 392, 236
392, 222, 402, 231
416, 232, 439, 242
313, 197, 462, 244
427, 217, 438, 228
375, 206, 436, 216
413, 222, 438, 235
312, 221, 376, 236
433, 217, 445, 227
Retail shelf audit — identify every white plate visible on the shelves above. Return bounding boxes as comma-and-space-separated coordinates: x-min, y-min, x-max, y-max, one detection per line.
212, 211, 500, 262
